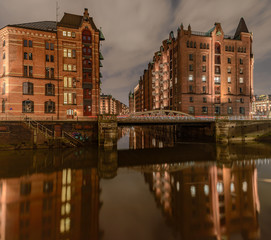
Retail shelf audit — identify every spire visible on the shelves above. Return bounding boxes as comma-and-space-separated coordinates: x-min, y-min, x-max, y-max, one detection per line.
234, 17, 249, 39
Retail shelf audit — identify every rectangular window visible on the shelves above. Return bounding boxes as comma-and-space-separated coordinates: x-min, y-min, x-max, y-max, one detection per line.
215, 106, 220, 114
188, 106, 195, 114
203, 97, 207, 103
67, 32, 71, 37
189, 64, 193, 71
64, 77, 67, 88
189, 97, 193, 102
202, 106, 208, 113
239, 77, 244, 83
63, 31, 67, 36
68, 65, 72, 71
214, 76, 220, 84
45, 54, 49, 62
189, 85, 193, 93
72, 50, 76, 58
68, 93, 72, 104
68, 77, 72, 88
228, 107, 233, 114
72, 93, 77, 104
228, 58, 231, 64
202, 75, 206, 82
24, 66, 28, 76
189, 54, 193, 61
50, 68, 54, 79
43, 181, 53, 193
24, 52, 28, 60
50, 55, 54, 62
240, 87, 243, 93
20, 182, 31, 196
228, 87, 231, 93
72, 32, 76, 38
63, 49, 67, 57
23, 40, 27, 47
228, 77, 231, 83
73, 65, 76, 71
29, 40, 32, 47
203, 86, 206, 93
45, 42, 49, 50
202, 66, 206, 72
64, 64, 67, 71
228, 98, 232, 103
64, 93, 67, 104
240, 68, 243, 74
227, 67, 231, 73
240, 58, 243, 64
188, 75, 193, 81
202, 55, 206, 62
29, 66, 33, 77
50, 43, 54, 50
240, 98, 244, 103
240, 107, 245, 114
45, 67, 50, 78
29, 53, 33, 60
68, 49, 72, 58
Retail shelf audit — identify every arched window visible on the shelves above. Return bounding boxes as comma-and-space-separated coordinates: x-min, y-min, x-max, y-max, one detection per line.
241, 47, 243, 53
200, 43, 202, 49
229, 46, 231, 51
187, 41, 189, 47
2, 99, 5, 113
232, 46, 234, 52
238, 47, 240, 52
225, 46, 228, 51
22, 100, 34, 113
45, 83, 55, 96
194, 42, 196, 48
207, 44, 209, 49
3, 40, 5, 47
203, 43, 206, 49
23, 82, 33, 95
215, 42, 221, 54
190, 41, 193, 48
44, 101, 55, 113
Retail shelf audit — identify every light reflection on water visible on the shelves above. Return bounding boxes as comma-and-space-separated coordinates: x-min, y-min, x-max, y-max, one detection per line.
0, 126, 270, 239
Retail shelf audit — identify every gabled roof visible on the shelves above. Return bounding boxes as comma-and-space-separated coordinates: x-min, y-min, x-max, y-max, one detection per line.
58, 12, 98, 31
8, 21, 57, 32
234, 17, 249, 39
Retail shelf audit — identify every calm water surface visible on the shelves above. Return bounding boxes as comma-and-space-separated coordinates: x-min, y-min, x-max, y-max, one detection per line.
0, 126, 271, 240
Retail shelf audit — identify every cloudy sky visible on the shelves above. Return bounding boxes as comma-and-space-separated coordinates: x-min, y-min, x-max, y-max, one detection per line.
1, 0, 271, 105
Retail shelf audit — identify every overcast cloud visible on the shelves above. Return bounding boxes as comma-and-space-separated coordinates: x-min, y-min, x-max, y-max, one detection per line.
0, 0, 270, 104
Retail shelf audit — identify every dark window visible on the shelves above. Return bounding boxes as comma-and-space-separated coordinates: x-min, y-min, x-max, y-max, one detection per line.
215, 106, 220, 115
202, 106, 208, 113
3, 40, 5, 47
23, 40, 27, 47
2, 99, 5, 113
50, 68, 54, 79
24, 66, 28, 76
228, 98, 232, 103
72, 49, 76, 58
215, 43, 221, 54
43, 198, 52, 211
228, 58, 231, 64
240, 58, 243, 64
72, 32, 76, 38
189, 64, 193, 71
207, 44, 209, 49
45, 83, 55, 96
50, 43, 54, 50
23, 82, 33, 95
20, 182, 31, 195
203, 86, 206, 93
20, 201, 30, 214
45, 42, 49, 50
194, 42, 196, 48
189, 54, 193, 61
45, 54, 49, 62
203, 43, 206, 49
188, 106, 194, 114
29, 40, 32, 47
215, 56, 221, 64
228, 87, 231, 93
29, 53, 33, 60
44, 101, 55, 113
225, 46, 228, 51
202, 66, 206, 72
24, 52, 28, 60
45, 67, 50, 78
203, 97, 207, 103
189, 85, 193, 93
190, 41, 193, 48
3, 52, 5, 59
215, 66, 221, 74
229, 46, 231, 52
232, 46, 234, 52
240, 98, 244, 103
187, 41, 189, 47
240, 107, 245, 114
189, 97, 193, 102
202, 55, 206, 62
22, 100, 34, 113
50, 55, 54, 62
200, 43, 202, 49
240, 87, 243, 93
29, 66, 33, 77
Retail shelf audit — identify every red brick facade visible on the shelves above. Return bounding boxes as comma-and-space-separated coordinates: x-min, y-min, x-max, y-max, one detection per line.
100, 94, 128, 115
133, 19, 254, 116
0, 8, 104, 120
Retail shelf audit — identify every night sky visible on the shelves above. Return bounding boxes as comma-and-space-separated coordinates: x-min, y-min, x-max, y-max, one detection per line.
1, 0, 270, 105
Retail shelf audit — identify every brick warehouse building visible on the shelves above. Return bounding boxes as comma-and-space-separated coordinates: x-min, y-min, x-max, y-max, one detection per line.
131, 18, 254, 116
0, 8, 104, 120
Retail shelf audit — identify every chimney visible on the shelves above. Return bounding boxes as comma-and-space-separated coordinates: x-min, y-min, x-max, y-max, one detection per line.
83, 8, 89, 20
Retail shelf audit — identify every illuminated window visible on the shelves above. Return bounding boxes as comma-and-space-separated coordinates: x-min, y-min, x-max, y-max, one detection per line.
190, 185, 196, 197
63, 49, 67, 57
242, 181, 247, 192
230, 182, 235, 193
239, 77, 244, 83
202, 75, 206, 82
63, 31, 67, 36
217, 182, 223, 194
204, 185, 209, 196
188, 75, 193, 81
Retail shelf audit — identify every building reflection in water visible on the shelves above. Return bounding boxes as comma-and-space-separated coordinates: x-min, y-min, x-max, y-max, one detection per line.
0, 162, 100, 240
144, 161, 261, 240
118, 126, 176, 149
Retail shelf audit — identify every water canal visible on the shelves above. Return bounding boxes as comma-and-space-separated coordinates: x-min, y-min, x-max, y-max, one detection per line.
0, 125, 271, 240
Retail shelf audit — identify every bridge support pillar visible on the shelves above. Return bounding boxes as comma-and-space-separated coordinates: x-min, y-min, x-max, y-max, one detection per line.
215, 120, 233, 144
98, 115, 118, 147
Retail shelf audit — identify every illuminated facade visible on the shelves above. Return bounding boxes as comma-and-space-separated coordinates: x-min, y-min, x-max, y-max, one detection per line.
133, 18, 254, 116
100, 94, 128, 115
0, 8, 104, 119
252, 95, 271, 117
